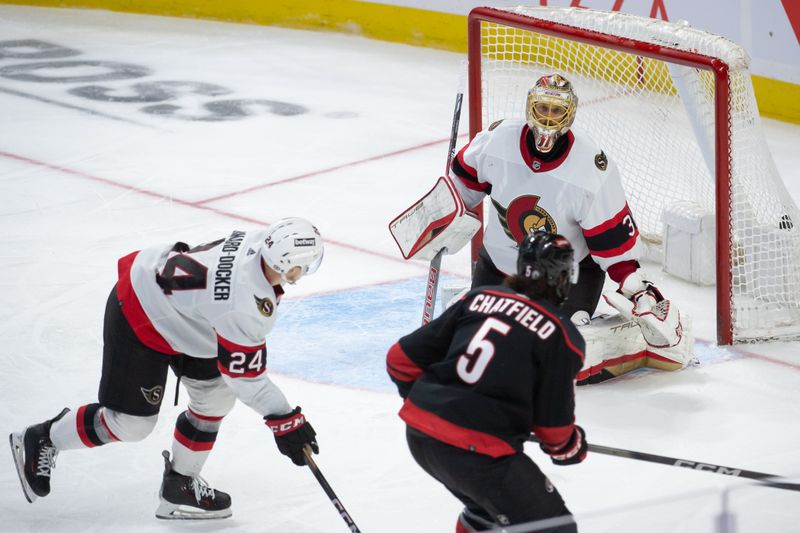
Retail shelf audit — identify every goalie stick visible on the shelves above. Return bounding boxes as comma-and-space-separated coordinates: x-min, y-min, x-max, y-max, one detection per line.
303, 446, 362, 532
421, 90, 463, 326
528, 436, 800, 492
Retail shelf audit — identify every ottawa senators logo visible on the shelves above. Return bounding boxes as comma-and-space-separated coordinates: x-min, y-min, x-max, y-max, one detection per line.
595, 151, 608, 171
140, 386, 164, 406
492, 195, 557, 243
254, 295, 274, 317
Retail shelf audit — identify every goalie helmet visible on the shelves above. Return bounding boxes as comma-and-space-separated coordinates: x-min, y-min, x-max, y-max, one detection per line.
517, 231, 576, 304
261, 217, 324, 284
526, 74, 578, 153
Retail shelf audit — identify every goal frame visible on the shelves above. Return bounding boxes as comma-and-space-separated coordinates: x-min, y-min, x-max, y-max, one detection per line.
467, 6, 735, 345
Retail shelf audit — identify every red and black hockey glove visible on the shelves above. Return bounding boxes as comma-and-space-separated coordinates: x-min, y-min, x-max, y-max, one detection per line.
264, 407, 318, 466
540, 425, 587, 466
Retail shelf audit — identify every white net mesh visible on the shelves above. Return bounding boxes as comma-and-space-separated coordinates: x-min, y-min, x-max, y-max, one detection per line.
473, 6, 800, 342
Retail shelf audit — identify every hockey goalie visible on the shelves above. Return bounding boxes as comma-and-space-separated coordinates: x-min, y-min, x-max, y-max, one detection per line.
391, 73, 694, 385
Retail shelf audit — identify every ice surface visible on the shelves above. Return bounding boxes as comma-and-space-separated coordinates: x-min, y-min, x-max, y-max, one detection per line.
1, 6, 799, 532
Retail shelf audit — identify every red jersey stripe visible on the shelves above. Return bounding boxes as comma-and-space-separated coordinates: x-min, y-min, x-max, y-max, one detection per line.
582, 203, 634, 237
399, 399, 516, 458
386, 342, 423, 382
216, 333, 264, 354
116, 251, 180, 355
456, 143, 478, 177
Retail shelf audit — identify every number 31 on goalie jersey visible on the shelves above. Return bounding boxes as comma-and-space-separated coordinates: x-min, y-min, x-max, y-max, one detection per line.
456, 318, 511, 384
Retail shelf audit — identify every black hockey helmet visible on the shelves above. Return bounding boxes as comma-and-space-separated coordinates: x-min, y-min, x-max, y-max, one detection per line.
517, 231, 576, 304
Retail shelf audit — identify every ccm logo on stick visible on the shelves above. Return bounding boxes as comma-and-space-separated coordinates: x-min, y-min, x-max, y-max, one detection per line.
674, 460, 742, 476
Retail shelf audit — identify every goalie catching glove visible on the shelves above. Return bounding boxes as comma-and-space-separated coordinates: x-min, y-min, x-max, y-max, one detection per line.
600, 270, 693, 372
264, 407, 318, 466
389, 176, 481, 261
605, 271, 683, 349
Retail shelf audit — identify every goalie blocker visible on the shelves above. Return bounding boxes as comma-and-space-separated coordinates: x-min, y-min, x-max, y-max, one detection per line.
389, 176, 480, 261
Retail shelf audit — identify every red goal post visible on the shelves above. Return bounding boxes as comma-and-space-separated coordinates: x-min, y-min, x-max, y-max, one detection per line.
466, 6, 800, 345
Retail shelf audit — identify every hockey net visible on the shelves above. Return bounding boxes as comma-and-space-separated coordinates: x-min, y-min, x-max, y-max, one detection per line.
468, 6, 800, 344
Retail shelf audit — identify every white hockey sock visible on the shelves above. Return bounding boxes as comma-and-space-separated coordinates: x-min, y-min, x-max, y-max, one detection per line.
50, 404, 118, 450
171, 409, 224, 477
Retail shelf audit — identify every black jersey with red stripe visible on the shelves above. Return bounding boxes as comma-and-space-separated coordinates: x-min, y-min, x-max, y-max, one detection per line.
387, 285, 584, 458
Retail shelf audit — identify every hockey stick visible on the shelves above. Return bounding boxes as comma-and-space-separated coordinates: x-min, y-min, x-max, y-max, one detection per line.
421, 90, 463, 326
528, 436, 800, 492
303, 446, 362, 532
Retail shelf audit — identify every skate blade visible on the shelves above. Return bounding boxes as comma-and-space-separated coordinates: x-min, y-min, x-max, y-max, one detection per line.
9, 432, 37, 503
155, 501, 232, 520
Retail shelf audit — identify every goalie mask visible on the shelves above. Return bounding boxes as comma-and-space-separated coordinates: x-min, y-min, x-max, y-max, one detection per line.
526, 74, 578, 153
261, 217, 324, 284
517, 231, 576, 304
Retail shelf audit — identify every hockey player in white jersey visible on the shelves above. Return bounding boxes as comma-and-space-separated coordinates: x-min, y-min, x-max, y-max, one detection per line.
9, 217, 324, 519
407, 74, 693, 384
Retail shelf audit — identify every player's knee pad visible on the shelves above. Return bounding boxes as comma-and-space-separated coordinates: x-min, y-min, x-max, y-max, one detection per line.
102, 408, 158, 442
181, 376, 236, 418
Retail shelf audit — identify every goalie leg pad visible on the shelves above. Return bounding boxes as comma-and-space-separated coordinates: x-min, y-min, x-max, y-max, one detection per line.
577, 315, 648, 385
577, 312, 695, 385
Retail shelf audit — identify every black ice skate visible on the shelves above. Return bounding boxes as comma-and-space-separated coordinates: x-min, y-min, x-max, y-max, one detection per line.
9, 407, 70, 503
156, 450, 232, 520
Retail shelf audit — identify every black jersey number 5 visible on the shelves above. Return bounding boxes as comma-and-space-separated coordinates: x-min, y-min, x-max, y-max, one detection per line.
456, 317, 512, 384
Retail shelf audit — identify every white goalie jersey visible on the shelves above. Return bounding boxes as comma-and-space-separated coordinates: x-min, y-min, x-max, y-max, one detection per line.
451, 119, 644, 276
116, 229, 292, 416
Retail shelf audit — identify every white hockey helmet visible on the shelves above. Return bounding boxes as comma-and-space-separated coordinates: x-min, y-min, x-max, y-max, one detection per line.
261, 217, 324, 283
526, 74, 578, 153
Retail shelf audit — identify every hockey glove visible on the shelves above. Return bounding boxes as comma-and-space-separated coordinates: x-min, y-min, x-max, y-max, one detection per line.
264, 407, 318, 466
540, 426, 587, 466
606, 270, 683, 349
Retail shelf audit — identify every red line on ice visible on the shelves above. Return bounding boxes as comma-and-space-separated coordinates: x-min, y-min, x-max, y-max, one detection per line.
196, 134, 468, 204
0, 149, 461, 277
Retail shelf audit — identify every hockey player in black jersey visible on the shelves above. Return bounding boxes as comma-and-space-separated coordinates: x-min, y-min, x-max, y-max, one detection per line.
387, 231, 586, 533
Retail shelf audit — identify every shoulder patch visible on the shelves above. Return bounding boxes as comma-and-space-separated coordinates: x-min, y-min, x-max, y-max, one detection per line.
254, 295, 274, 317
594, 151, 608, 171
488, 119, 504, 131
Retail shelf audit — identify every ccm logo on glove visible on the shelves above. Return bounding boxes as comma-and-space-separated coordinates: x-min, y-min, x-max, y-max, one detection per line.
267, 413, 306, 435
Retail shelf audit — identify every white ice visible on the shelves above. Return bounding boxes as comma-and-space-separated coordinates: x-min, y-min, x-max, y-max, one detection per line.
1, 6, 799, 533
